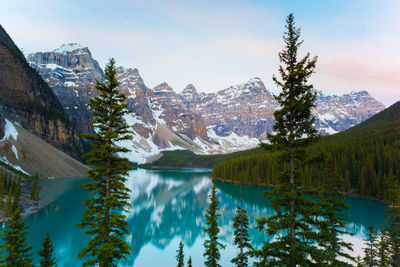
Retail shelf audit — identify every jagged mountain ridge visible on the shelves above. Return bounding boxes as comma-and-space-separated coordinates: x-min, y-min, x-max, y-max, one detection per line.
180, 79, 385, 138
27, 44, 385, 163
27, 43, 104, 133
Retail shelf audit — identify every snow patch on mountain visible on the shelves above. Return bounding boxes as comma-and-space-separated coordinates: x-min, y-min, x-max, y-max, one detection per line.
0, 156, 30, 176
11, 145, 18, 159
53, 43, 85, 54
0, 119, 18, 141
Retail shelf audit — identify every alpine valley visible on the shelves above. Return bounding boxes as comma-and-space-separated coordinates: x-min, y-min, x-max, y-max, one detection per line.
25, 43, 385, 164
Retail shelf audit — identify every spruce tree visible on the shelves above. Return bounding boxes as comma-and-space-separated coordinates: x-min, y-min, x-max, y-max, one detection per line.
5, 185, 13, 217
0, 169, 5, 210
376, 231, 389, 267
31, 174, 39, 201
12, 177, 21, 212
176, 241, 185, 267
254, 13, 319, 266
231, 206, 252, 267
382, 174, 400, 267
316, 153, 354, 266
77, 58, 133, 266
364, 224, 378, 267
187, 256, 192, 267
38, 232, 57, 267
1, 209, 33, 266
203, 185, 225, 267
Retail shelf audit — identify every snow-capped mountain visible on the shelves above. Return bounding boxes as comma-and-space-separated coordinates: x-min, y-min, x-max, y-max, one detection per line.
27, 44, 385, 163
27, 43, 104, 133
181, 80, 385, 138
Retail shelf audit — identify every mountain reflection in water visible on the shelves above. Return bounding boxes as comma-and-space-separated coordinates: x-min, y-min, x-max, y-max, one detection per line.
25, 168, 386, 266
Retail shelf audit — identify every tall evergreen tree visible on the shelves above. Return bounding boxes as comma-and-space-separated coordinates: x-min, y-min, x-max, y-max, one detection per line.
376, 231, 389, 267
254, 13, 319, 266
77, 58, 133, 266
187, 256, 192, 267
0, 169, 5, 210
316, 153, 354, 266
31, 174, 39, 201
38, 232, 57, 267
5, 185, 13, 216
363, 224, 378, 267
1, 209, 33, 266
382, 174, 400, 267
231, 206, 252, 267
12, 177, 21, 212
203, 185, 225, 267
176, 241, 185, 267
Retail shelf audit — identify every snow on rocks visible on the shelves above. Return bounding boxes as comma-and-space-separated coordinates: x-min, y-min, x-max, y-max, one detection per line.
0, 119, 18, 141
53, 43, 85, 54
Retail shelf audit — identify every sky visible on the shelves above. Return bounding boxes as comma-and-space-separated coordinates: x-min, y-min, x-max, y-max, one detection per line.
1, 0, 400, 106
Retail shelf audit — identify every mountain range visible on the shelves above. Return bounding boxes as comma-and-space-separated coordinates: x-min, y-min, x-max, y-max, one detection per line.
26, 43, 385, 163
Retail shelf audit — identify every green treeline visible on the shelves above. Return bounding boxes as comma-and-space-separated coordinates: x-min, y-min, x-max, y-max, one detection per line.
0, 168, 40, 218
212, 101, 400, 200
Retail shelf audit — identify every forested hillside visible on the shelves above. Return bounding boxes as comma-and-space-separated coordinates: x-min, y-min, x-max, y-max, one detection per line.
211, 101, 400, 199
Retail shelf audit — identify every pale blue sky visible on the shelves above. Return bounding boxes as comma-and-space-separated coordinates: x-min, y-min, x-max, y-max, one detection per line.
2, 0, 400, 105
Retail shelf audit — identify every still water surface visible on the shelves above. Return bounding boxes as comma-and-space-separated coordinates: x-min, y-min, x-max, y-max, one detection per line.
26, 168, 387, 266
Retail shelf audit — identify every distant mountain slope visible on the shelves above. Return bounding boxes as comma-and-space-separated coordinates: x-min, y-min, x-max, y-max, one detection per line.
0, 25, 82, 158
211, 101, 400, 199
28, 44, 385, 163
0, 119, 88, 177
179, 80, 385, 137
27, 43, 104, 133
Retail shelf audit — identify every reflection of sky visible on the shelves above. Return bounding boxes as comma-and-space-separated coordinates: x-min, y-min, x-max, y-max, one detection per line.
24, 169, 386, 266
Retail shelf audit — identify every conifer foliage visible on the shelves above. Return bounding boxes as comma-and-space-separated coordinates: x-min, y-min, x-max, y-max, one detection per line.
187, 256, 192, 267
38, 232, 57, 267
77, 58, 133, 266
1, 209, 33, 266
203, 184, 225, 267
254, 13, 319, 266
382, 174, 400, 266
231, 206, 252, 267
363, 225, 378, 267
176, 241, 185, 267
316, 153, 354, 266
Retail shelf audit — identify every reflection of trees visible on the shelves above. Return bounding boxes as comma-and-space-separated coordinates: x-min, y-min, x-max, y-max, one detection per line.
25, 170, 387, 266
124, 170, 275, 266
216, 180, 387, 239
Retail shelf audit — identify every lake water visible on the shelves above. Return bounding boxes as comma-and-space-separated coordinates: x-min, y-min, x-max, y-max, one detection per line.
25, 168, 387, 266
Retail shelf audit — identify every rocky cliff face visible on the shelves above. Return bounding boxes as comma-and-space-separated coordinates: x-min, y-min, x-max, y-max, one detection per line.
150, 82, 207, 141
180, 79, 385, 138
313, 90, 386, 134
27, 43, 103, 133
183, 78, 277, 138
0, 25, 82, 157
27, 43, 385, 163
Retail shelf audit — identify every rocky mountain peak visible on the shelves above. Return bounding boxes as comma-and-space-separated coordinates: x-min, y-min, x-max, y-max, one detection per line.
153, 83, 175, 93
182, 84, 198, 95
116, 66, 148, 98
217, 77, 271, 102
53, 43, 86, 54
116, 66, 140, 77
27, 44, 104, 133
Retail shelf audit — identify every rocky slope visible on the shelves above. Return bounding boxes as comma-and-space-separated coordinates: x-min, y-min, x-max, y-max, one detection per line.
0, 25, 82, 158
180, 79, 385, 138
27, 43, 104, 133
27, 44, 385, 163
0, 118, 88, 177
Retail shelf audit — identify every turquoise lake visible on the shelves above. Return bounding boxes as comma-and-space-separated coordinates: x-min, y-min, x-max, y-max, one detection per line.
25, 168, 387, 266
